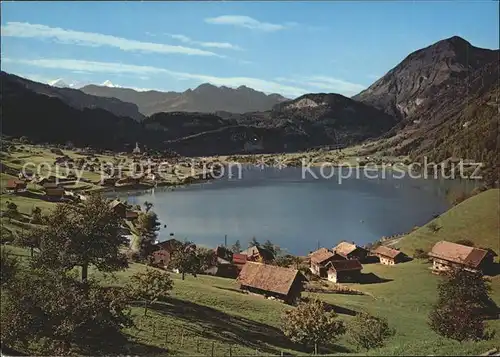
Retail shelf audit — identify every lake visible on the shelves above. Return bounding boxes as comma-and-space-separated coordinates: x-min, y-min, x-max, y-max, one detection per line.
111, 165, 478, 255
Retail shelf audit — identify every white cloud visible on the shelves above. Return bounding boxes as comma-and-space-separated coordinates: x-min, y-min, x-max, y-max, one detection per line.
1, 22, 221, 57
167, 33, 242, 50
205, 15, 287, 32
275, 76, 366, 96
367, 74, 381, 80
4, 57, 308, 97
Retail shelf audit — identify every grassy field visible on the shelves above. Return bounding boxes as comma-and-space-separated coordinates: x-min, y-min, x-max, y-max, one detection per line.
5, 244, 499, 356
393, 189, 500, 257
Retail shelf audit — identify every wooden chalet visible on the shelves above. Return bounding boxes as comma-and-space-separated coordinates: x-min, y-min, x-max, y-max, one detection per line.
326, 259, 363, 283
241, 246, 275, 263
155, 237, 182, 253
205, 256, 239, 278
109, 199, 127, 218
333, 241, 369, 261
150, 237, 183, 269
232, 253, 248, 272
372, 246, 407, 265
428, 241, 497, 274
237, 262, 307, 304
42, 182, 64, 201
152, 249, 171, 269
5, 179, 27, 193
125, 210, 139, 221
309, 247, 344, 277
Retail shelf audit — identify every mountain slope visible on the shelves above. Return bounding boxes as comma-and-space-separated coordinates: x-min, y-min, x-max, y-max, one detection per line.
1, 72, 152, 149
394, 189, 500, 256
80, 83, 288, 115
2, 72, 144, 122
353, 36, 499, 182
353, 36, 498, 119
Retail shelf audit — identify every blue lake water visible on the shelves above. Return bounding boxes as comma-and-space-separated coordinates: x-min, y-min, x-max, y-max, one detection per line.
111, 166, 478, 255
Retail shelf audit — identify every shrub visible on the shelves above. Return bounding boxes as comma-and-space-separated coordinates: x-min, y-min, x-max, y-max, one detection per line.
413, 249, 428, 260
282, 298, 346, 353
347, 312, 394, 351
428, 267, 496, 341
427, 222, 440, 233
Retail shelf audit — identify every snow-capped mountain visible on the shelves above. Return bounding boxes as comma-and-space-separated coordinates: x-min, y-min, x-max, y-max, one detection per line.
48, 78, 87, 89
48, 78, 70, 88
101, 80, 118, 88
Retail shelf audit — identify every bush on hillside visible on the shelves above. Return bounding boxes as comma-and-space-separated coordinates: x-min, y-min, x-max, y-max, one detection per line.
428, 267, 497, 342
282, 298, 346, 353
413, 249, 428, 260
347, 312, 394, 351
427, 222, 441, 233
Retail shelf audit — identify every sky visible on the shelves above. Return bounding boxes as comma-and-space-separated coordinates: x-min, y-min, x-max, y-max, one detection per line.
1, 1, 498, 98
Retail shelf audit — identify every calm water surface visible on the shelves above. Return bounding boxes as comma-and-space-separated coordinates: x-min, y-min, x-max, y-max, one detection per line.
112, 166, 477, 255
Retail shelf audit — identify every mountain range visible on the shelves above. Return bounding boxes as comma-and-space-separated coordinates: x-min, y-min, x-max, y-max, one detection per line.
79, 82, 288, 115
2, 36, 498, 180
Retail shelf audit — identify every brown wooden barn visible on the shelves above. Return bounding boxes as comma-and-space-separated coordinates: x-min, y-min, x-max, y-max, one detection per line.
428, 241, 497, 274
204, 257, 239, 278
232, 253, 248, 272
326, 259, 363, 283
372, 246, 407, 265
152, 249, 171, 268
43, 183, 65, 201
333, 241, 369, 261
109, 199, 127, 218
5, 179, 27, 193
241, 246, 275, 263
309, 247, 345, 277
237, 262, 307, 304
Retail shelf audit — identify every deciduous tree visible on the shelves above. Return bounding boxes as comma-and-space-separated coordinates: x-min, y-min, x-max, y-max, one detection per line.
428, 267, 496, 341
33, 194, 128, 282
282, 298, 346, 353
0, 247, 19, 287
1, 268, 133, 355
128, 268, 173, 316
168, 241, 200, 280
347, 312, 394, 350
133, 211, 161, 261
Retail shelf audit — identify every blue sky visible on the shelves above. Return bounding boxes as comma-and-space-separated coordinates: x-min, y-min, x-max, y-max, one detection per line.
1, 1, 498, 97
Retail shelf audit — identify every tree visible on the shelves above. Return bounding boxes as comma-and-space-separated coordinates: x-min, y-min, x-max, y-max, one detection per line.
262, 239, 281, 256
16, 228, 42, 258
248, 236, 260, 248
143, 201, 154, 213
128, 268, 173, 316
1, 268, 133, 355
30, 206, 43, 224
413, 248, 428, 260
5, 202, 18, 221
428, 267, 496, 341
230, 239, 242, 253
33, 194, 128, 282
132, 211, 161, 261
276, 254, 301, 269
347, 312, 394, 351
197, 246, 217, 271
168, 241, 200, 280
0, 247, 19, 287
282, 298, 346, 353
